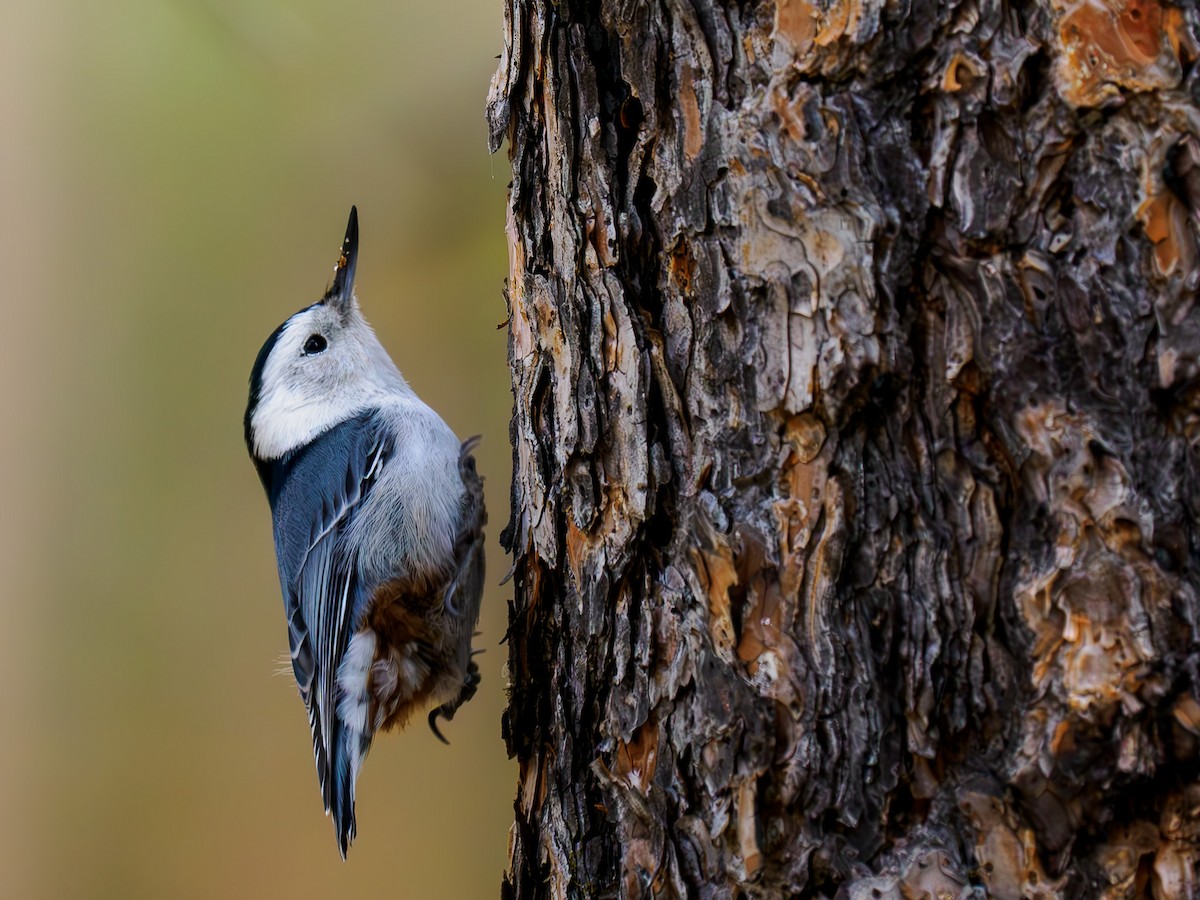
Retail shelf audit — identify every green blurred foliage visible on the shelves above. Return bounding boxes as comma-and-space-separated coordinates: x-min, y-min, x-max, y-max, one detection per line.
0, 1, 514, 897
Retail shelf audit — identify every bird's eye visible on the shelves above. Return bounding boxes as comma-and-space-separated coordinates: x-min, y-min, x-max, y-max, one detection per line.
303, 334, 327, 355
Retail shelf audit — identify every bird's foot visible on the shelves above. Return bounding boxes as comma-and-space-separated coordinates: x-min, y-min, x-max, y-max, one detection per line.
427, 660, 481, 744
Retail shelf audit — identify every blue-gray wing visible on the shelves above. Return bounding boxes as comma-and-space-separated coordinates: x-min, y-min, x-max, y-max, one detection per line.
266, 411, 390, 835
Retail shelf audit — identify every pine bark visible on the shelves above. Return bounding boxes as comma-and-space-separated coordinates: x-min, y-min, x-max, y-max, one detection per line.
487, 1, 1200, 897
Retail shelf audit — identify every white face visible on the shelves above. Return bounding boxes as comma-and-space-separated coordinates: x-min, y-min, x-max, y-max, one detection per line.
249, 298, 410, 460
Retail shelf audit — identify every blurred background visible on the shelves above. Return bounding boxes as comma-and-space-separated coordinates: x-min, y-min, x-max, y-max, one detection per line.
1, 1, 513, 897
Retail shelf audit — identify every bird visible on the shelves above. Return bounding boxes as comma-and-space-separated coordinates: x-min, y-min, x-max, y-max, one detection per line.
243, 206, 485, 857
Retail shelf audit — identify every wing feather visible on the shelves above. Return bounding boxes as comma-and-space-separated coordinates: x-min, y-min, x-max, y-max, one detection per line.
266, 411, 391, 854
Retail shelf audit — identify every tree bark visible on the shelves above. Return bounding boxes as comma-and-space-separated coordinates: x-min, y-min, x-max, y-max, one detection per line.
487, 1, 1200, 897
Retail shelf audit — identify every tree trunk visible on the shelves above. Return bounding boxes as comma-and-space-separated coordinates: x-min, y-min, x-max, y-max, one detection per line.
487, 1, 1200, 896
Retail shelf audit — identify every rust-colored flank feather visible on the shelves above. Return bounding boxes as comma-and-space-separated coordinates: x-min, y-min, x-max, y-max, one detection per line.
363, 576, 460, 732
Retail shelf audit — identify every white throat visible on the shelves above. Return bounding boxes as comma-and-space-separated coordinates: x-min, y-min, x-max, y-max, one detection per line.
252, 390, 374, 460
250, 310, 413, 460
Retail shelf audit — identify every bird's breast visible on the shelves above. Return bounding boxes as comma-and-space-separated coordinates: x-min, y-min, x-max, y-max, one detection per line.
349, 414, 464, 587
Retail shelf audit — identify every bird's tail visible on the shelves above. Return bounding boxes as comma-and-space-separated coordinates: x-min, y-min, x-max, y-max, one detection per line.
331, 630, 378, 858
330, 734, 357, 859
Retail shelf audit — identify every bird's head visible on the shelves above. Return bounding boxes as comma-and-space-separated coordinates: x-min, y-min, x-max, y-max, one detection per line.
244, 206, 408, 462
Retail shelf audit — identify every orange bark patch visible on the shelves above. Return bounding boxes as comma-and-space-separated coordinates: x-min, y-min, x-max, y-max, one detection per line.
942, 51, 985, 93
613, 716, 659, 792
959, 789, 1067, 897
667, 239, 697, 295
736, 778, 763, 878
1137, 190, 1195, 280
1172, 695, 1200, 735
518, 755, 540, 816
736, 578, 783, 666
678, 68, 704, 161
785, 411, 826, 464
1055, 0, 1183, 107
1050, 720, 1077, 757
814, 0, 852, 48
773, 0, 817, 58
565, 518, 593, 588
774, 414, 827, 598
507, 204, 534, 361
692, 536, 739, 661
771, 0, 870, 68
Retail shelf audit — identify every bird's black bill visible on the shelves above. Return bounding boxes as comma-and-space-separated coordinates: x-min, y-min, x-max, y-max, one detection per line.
323, 205, 359, 311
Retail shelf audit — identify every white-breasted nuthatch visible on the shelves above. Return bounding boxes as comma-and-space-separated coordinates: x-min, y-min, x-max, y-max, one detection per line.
244, 207, 485, 858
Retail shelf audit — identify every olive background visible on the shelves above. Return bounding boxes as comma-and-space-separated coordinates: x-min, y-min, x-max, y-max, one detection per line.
1, 2, 514, 896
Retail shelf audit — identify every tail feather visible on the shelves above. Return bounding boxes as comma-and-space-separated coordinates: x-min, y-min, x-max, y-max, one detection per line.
330, 735, 357, 859
328, 629, 378, 858
330, 711, 375, 857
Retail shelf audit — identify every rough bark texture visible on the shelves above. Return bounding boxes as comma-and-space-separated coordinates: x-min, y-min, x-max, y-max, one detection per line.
488, 1, 1200, 897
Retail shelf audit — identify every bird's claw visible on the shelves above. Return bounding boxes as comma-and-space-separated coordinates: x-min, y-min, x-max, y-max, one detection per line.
427, 660, 481, 745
